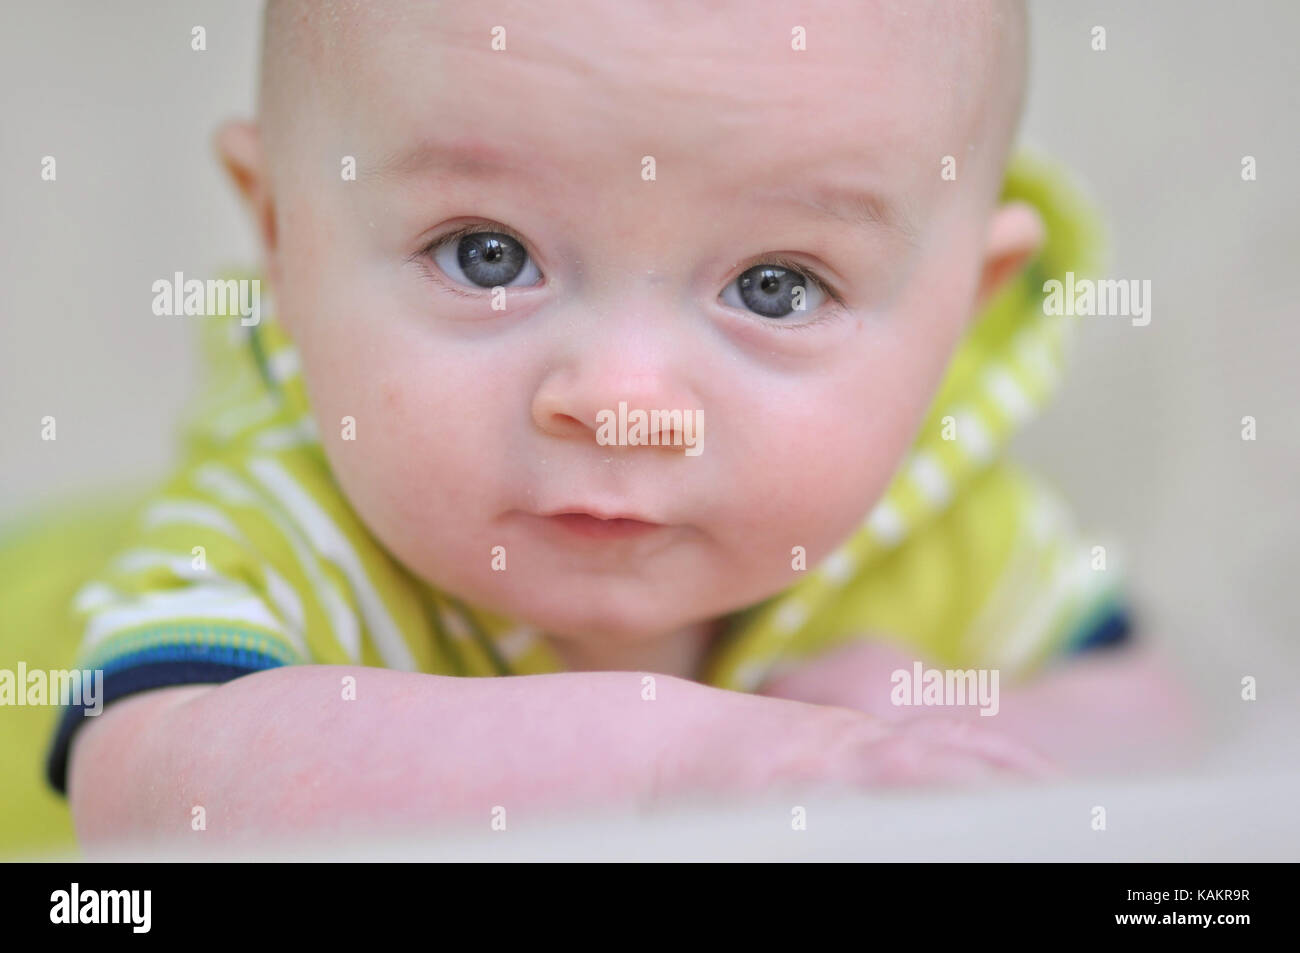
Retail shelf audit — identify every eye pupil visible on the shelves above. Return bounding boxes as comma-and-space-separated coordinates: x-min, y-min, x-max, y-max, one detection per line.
456, 232, 526, 287
738, 264, 808, 318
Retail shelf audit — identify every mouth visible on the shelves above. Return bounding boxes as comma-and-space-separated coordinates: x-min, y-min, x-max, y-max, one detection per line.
539, 510, 665, 540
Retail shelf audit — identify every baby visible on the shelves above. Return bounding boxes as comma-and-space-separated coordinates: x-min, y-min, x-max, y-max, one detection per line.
45, 0, 1190, 847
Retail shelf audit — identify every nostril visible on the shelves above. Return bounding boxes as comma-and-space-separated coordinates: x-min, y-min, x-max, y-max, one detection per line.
549, 413, 590, 436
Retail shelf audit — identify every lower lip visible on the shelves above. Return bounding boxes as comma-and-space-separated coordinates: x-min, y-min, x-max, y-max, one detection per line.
545, 513, 663, 540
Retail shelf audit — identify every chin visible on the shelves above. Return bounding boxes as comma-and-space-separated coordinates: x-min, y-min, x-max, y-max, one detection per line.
513, 588, 698, 644
538, 607, 675, 644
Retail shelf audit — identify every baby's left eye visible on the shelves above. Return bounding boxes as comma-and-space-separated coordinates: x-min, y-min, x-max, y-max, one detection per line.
720, 263, 828, 319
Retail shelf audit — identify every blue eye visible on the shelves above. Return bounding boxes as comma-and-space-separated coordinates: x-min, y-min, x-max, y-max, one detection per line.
431, 229, 542, 289
721, 263, 827, 318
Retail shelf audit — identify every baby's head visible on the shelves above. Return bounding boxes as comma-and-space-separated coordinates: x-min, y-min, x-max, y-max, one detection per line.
219, 0, 1042, 666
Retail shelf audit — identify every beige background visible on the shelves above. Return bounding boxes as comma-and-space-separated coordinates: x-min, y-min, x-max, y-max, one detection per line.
2, 1, 1298, 853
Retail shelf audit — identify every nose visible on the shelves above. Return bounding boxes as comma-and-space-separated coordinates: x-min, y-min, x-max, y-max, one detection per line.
530, 318, 701, 451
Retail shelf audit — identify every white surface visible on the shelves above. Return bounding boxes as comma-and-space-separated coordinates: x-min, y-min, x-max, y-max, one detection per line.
23, 768, 1297, 862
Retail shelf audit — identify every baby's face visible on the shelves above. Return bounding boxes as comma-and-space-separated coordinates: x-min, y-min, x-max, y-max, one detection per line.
261, 0, 1010, 649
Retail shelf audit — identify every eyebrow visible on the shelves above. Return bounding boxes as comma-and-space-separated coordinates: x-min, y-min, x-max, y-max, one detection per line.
760, 184, 921, 247
370, 139, 920, 245
369, 138, 526, 182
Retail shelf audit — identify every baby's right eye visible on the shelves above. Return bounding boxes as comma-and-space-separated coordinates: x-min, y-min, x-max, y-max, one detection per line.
429, 228, 543, 289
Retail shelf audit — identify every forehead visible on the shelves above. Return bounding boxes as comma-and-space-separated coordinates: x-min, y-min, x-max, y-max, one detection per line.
311, 0, 985, 199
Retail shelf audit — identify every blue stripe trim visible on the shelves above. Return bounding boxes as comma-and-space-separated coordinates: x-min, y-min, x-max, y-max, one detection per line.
78, 622, 301, 673
44, 651, 289, 796
1068, 604, 1134, 654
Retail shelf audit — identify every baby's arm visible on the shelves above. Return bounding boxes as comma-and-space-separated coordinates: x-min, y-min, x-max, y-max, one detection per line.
760, 640, 1201, 775
68, 663, 1052, 848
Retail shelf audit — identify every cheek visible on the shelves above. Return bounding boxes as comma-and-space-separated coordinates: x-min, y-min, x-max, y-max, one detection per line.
271, 198, 523, 580
727, 327, 951, 560
294, 311, 505, 559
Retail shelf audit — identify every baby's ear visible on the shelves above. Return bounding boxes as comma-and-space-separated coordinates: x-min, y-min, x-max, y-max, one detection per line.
214, 120, 278, 280
972, 199, 1045, 312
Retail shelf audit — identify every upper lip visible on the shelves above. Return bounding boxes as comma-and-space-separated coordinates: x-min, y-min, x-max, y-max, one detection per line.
539, 507, 661, 524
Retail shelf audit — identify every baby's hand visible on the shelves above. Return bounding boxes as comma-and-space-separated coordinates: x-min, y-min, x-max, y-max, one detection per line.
772, 705, 1058, 791
755, 641, 1060, 787
759, 638, 1199, 777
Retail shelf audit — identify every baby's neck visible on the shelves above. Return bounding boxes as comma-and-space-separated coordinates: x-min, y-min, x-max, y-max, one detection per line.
545, 619, 725, 682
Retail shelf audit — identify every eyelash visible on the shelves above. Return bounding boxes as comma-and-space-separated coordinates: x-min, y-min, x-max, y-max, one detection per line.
420, 221, 531, 258
412, 225, 846, 329
411, 221, 534, 298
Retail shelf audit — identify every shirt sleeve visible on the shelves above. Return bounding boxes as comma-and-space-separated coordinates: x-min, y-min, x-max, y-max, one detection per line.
43, 448, 318, 795
44, 294, 444, 794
